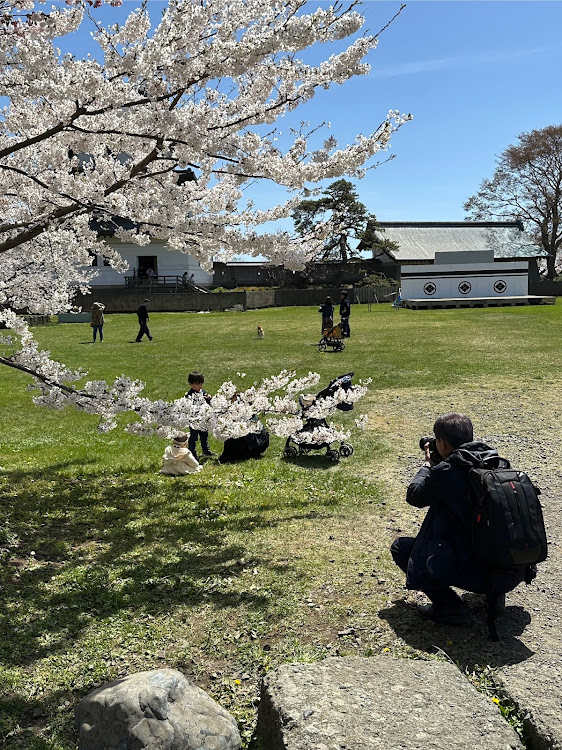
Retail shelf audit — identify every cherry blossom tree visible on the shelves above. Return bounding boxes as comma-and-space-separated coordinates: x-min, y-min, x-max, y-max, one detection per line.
0, 0, 408, 439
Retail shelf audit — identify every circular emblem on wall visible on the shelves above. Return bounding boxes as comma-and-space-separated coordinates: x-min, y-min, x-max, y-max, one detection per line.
494, 280, 507, 293
458, 281, 472, 294
423, 282, 436, 296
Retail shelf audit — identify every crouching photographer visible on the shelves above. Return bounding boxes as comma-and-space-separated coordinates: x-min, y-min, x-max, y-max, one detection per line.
390, 412, 530, 628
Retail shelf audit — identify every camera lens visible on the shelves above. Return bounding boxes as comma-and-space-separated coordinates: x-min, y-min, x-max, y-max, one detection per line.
419, 436, 432, 451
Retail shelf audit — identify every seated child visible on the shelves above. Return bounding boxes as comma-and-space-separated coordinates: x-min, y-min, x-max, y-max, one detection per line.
161, 432, 203, 476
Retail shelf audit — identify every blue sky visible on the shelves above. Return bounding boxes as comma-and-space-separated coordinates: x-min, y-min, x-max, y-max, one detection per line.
61, 1, 562, 224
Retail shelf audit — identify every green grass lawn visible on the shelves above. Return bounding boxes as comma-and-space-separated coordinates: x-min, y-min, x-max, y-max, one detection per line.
1, 302, 561, 749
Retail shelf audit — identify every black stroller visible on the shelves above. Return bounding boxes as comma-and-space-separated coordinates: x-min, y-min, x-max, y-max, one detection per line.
318, 323, 345, 352
283, 372, 355, 463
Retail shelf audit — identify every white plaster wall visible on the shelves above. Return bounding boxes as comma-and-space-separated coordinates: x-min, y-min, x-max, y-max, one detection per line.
89, 240, 213, 287
401, 261, 528, 300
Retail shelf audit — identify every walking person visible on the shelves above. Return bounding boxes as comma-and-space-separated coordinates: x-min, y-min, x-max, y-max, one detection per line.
318, 296, 334, 334
339, 291, 351, 338
136, 299, 152, 342
90, 302, 105, 343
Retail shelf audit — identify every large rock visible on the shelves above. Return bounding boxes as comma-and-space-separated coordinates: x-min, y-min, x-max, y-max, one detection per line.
257, 655, 524, 750
498, 659, 562, 750
75, 668, 241, 750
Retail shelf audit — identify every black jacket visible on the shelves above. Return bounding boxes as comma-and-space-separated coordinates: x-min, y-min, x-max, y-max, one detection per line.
339, 297, 351, 318
405, 441, 525, 595
185, 387, 211, 403
219, 425, 269, 463
137, 304, 149, 322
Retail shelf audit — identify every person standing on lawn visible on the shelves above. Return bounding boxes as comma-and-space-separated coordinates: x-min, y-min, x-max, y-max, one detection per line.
136, 299, 152, 342
318, 296, 334, 334
185, 371, 217, 460
339, 291, 351, 337
90, 301, 105, 343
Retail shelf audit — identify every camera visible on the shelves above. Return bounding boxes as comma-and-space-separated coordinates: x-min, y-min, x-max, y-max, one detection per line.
419, 436, 443, 465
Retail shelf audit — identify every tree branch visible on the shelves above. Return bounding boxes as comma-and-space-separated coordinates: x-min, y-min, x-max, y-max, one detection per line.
0, 356, 96, 399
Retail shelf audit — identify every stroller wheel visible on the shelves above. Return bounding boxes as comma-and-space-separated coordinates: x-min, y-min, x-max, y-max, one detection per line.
284, 445, 298, 459
339, 443, 353, 458
338, 342, 345, 351
318, 342, 327, 352
327, 449, 340, 463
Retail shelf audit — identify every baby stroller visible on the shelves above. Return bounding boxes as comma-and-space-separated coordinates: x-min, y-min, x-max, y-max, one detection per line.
318, 323, 345, 352
283, 372, 355, 463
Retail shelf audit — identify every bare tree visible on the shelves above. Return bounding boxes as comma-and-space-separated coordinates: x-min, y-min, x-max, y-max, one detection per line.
465, 124, 562, 279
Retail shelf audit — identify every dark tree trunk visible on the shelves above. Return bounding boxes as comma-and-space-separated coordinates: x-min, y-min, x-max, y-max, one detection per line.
339, 236, 348, 263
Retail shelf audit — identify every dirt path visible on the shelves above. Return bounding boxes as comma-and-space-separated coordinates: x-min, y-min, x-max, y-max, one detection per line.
364, 380, 562, 747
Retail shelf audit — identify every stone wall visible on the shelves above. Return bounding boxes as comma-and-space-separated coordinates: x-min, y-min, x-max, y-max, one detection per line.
74, 290, 246, 313
274, 287, 344, 307
245, 290, 276, 309
73, 287, 359, 313
245, 288, 356, 309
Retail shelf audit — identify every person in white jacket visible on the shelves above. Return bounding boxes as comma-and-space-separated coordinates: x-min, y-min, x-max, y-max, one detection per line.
161, 433, 203, 476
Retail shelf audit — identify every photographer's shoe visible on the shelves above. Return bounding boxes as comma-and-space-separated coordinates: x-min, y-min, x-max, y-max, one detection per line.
417, 602, 473, 627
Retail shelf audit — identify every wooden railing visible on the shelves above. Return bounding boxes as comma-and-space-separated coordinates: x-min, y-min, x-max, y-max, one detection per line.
124, 275, 209, 293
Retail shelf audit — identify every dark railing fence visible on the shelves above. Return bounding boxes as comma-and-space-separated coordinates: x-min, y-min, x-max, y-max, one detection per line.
125, 275, 209, 293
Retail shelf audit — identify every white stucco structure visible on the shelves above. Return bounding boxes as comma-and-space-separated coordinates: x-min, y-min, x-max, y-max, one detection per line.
89, 239, 213, 287
401, 250, 528, 301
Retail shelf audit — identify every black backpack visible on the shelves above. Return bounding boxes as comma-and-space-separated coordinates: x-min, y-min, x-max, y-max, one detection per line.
469, 458, 548, 570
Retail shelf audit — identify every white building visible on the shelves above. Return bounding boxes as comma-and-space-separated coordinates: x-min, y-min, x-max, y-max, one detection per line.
369, 221, 549, 306
89, 237, 213, 288
401, 251, 528, 301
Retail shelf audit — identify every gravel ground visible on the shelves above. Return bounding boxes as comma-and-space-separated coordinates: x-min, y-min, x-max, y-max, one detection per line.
365, 380, 562, 748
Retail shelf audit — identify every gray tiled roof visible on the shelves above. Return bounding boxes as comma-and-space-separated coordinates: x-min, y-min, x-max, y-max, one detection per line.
374, 222, 548, 261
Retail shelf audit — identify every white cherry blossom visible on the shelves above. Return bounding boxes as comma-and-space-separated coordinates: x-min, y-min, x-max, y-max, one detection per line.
0, 0, 407, 441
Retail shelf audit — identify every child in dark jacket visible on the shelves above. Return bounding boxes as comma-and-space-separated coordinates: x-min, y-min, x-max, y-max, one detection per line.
185, 371, 216, 459
318, 296, 334, 333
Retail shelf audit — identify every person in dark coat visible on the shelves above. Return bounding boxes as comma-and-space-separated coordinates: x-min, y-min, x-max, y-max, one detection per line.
136, 299, 152, 341
185, 371, 216, 459
90, 301, 105, 343
339, 291, 351, 337
219, 422, 269, 464
318, 296, 334, 334
391, 412, 526, 626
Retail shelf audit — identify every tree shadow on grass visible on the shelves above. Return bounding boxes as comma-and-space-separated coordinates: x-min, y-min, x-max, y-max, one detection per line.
0, 460, 309, 669
283, 455, 342, 470
379, 596, 534, 669
0, 686, 75, 750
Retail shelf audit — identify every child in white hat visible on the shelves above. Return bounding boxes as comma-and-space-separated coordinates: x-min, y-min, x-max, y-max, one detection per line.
161, 433, 203, 476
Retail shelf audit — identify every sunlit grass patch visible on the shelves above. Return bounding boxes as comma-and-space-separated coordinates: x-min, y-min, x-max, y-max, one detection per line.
1, 302, 561, 747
